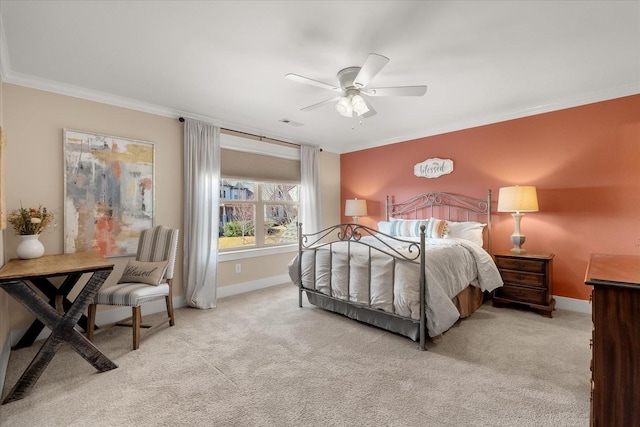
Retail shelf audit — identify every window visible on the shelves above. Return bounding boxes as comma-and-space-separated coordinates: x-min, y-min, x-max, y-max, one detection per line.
218, 130, 301, 253
219, 179, 299, 251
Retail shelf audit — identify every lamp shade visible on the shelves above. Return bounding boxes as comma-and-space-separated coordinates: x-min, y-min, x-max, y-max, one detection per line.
335, 96, 352, 117
345, 199, 368, 217
351, 94, 369, 116
497, 186, 539, 213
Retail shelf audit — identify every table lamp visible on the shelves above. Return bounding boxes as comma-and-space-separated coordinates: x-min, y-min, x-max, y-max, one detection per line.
345, 198, 367, 224
497, 185, 539, 254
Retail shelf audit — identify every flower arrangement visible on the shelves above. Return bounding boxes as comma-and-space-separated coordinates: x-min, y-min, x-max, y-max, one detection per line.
7, 205, 54, 235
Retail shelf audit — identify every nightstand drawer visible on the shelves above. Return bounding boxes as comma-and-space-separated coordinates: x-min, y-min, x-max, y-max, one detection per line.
496, 284, 546, 305
500, 270, 545, 288
494, 257, 546, 273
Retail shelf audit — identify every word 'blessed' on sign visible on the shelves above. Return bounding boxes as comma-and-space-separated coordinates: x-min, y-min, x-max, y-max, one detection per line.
414, 158, 454, 179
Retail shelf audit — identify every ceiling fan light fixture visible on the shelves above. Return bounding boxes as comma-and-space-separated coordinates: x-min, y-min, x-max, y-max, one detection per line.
351, 94, 369, 116
335, 96, 353, 117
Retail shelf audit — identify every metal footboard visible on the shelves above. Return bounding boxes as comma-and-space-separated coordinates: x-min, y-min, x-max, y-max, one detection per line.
296, 223, 428, 351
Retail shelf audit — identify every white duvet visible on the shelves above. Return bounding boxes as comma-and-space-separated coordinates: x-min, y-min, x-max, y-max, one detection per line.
289, 235, 503, 337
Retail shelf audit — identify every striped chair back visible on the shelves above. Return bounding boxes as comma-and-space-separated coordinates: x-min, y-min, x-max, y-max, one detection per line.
136, 225, 179, 281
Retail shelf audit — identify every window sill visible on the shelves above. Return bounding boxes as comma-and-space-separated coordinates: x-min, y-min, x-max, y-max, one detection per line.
218, 244, 297, 262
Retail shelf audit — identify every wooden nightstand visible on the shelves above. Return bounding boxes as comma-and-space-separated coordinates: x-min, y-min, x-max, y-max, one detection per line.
492, 252, 555, 317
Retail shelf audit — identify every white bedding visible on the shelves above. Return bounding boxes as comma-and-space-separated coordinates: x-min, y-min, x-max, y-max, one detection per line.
289, 235, 503, 337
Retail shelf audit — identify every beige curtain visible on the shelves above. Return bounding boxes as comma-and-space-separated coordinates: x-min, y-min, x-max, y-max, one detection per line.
183, 119, 220, 308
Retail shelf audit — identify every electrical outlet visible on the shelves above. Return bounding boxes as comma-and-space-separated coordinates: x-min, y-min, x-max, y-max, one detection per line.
235, 263, 241, 274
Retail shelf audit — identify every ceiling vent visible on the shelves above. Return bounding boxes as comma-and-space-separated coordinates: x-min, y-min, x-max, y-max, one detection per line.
279, 118, 304, 127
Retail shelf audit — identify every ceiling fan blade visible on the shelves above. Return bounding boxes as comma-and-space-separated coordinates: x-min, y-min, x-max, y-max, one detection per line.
353, 53, 389, 88
285, 73, 340, 92
364, 85, 427, 97
301, 96, 340, 111
361, 102, 377, 118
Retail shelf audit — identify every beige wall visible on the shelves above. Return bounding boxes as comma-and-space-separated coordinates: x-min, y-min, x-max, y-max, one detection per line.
2, 83, 183, 329
319, 151, 341, 229
1, 82, 340, 331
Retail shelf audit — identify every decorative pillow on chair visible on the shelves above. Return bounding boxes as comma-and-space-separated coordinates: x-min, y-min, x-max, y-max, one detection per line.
118, 259, 169, 286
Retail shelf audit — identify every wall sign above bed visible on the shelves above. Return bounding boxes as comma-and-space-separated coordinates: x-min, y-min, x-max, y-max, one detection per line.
414, 158, 454, 178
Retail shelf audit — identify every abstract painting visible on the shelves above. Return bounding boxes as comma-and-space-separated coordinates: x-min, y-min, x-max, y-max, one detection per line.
63, 129, 154, 256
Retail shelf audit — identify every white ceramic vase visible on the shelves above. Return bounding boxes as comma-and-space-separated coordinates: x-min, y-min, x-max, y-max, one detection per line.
16, 234, 45, 259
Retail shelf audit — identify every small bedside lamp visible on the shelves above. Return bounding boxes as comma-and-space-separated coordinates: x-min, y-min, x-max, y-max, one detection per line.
498, 185, 539, 254
345, 198, 367, 224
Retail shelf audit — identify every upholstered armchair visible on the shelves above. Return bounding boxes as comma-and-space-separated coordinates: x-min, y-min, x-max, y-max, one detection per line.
87, 225, 179, 350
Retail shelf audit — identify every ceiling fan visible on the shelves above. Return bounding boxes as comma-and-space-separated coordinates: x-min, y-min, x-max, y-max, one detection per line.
285, 53, 427, 118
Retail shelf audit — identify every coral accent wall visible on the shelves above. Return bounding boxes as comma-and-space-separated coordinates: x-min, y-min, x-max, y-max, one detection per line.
341, 95, 640, 301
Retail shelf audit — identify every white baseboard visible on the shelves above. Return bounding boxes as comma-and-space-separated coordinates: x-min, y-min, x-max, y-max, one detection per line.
553, 295, 591, 314
9, 274, 292, 346
217, 274, 291, 299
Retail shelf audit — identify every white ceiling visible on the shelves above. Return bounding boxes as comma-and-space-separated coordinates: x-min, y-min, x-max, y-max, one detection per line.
1, 1, 638, 154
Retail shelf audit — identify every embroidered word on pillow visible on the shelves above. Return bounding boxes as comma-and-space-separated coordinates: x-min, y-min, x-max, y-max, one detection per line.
118, 259, 169, 286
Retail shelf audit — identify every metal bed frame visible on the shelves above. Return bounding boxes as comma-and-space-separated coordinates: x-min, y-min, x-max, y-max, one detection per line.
296, 190, 492, 351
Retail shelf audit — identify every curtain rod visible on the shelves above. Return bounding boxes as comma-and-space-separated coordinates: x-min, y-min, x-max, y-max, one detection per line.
178, 116, 321, 151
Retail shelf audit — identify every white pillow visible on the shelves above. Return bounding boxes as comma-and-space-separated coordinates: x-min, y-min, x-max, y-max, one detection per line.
446, 221, 486, 246
377, 221, 392, 234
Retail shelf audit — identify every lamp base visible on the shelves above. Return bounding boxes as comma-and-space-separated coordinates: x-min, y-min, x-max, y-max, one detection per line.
510, 234, 526, 254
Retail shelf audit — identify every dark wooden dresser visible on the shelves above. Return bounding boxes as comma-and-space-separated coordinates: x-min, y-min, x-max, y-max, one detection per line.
492, 252, 555, 317
585, 254, 640, 427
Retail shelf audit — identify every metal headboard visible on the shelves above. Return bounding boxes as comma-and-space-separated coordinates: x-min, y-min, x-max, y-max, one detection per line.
386, 190, 492, 254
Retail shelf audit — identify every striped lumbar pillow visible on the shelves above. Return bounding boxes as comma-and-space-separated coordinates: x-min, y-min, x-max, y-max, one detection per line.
389, 219, 429, 238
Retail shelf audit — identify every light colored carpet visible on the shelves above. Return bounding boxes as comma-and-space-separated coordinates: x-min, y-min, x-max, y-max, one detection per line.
1, 284, 591, 426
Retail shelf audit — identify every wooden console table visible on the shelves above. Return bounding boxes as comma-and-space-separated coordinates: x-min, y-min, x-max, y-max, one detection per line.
0, 252, 118, 404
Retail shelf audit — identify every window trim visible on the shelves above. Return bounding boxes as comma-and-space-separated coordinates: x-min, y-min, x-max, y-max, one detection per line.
218, 243, 297, 262
218, 133, 301, 253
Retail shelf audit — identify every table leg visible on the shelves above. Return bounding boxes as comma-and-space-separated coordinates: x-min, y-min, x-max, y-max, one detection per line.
2, 333, 65, 403
13, 273, 90, 349
1, 270, 117, 404
13, 273, 100, 350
